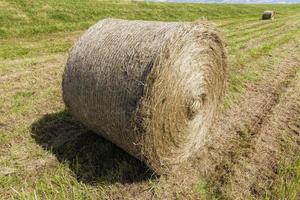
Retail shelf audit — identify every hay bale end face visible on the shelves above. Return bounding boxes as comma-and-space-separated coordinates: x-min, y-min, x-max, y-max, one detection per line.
63, 19, 227, 173
262, 11, 275, 20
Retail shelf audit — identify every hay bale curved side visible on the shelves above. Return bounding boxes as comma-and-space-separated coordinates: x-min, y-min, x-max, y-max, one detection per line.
63, 19, 227, 173
262, 11, 275, 20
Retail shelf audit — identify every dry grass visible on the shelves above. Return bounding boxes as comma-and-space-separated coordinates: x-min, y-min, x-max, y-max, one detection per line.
193, 44, 300, 199
1, 1, 300, 199
63, 19, 226, 174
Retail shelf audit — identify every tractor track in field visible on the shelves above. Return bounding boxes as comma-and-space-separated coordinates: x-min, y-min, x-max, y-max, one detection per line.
186, 37, 300, 199
221, 67, 300, 199
227, 13, 300, 39
105, 32, 300, 200
155, 39, 300, 200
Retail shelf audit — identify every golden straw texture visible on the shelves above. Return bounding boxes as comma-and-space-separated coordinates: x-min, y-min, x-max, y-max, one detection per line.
262, 11, 275, 20
63, 19, 227, 174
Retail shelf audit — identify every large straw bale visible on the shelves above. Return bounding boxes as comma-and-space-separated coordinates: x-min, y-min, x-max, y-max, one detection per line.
262, 11, 275, 20
63, 19, 227, 173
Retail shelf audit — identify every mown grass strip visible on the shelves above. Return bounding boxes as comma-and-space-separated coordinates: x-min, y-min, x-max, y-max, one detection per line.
1, 0, 300, 39
1, 2, 300, 199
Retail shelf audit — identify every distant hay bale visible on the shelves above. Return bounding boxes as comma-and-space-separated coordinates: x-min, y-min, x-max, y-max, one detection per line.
262, 11, 275, 20
63, 19, 227, 174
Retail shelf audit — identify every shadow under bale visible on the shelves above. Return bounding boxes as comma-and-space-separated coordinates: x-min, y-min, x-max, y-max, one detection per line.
31, 110, 156, 184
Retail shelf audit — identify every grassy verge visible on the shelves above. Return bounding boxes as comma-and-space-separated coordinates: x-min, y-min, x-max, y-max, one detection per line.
1, 0, 300, 199
270, 157, 300, 200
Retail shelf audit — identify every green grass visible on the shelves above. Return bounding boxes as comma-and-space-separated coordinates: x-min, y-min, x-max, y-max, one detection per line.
1, 0, 300, 39
271, 157, 300, 200
1, 0, 300, 199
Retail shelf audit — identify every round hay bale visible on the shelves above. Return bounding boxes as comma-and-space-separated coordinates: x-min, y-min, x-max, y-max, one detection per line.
63, 19, 227, 174
262, 11, 275, 20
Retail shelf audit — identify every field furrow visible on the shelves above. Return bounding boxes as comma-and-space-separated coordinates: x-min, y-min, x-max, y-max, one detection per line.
1, 1, 300, 199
